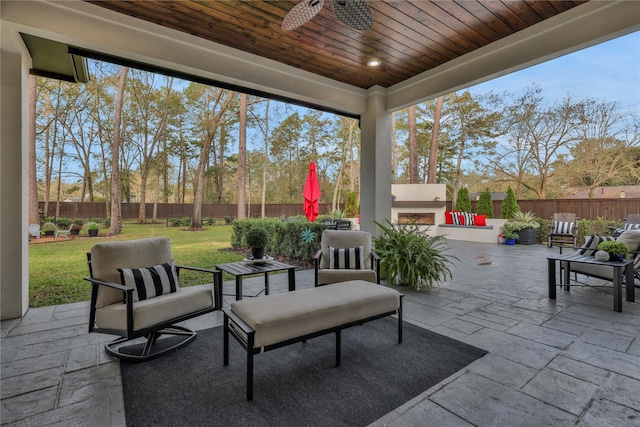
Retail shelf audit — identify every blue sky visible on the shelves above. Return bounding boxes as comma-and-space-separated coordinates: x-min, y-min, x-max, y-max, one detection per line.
469, 31, 640, 112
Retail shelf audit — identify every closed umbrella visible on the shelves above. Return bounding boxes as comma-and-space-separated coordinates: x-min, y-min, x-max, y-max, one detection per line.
303, 162, 321, 222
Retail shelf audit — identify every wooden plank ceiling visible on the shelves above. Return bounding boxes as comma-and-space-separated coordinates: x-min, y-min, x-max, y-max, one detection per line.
87, 0, 587, 89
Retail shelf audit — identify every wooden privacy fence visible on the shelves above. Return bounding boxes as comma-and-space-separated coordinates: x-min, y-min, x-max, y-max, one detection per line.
40, 198, 639, 222
38, 202, 339, 221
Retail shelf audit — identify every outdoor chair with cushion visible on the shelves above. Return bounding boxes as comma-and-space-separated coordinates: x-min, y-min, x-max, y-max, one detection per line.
85, 237, 222, 362
609, 214, 640, 238
28, 223, 40, 239
314, 229, 380, 286
54, 224, 73, 240
561, 230, 640, 286
548, 213, 579, 248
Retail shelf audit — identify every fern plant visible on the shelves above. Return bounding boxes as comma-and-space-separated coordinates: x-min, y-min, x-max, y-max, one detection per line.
374, 220, 457, 291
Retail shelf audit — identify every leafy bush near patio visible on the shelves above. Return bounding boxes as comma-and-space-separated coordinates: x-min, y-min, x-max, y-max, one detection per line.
232, 218, 326, 263
501, 187, 520, 219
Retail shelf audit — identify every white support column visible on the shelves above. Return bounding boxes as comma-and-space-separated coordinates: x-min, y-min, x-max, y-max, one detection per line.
1, 48, 30, 319
359, 86, 392, 236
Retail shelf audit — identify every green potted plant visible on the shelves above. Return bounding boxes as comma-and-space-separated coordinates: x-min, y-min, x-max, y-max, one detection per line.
70, 218, 84, 235
86, 222, 99, 237
41, 222, 57, 236
245, 226, 270, 260
597, 241, 629, 262
502, 228, 519, 245
505, 211, 540, 245
374, 220, 457, 291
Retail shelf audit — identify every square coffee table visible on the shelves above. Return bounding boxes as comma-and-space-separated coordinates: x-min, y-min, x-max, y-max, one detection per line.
215, 259, 296, 301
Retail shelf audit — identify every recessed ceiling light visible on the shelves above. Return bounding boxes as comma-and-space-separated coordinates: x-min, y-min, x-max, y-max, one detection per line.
367, 59, 381, 67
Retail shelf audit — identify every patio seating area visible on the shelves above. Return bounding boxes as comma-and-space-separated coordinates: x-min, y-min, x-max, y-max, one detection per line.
2, 241, 640, 425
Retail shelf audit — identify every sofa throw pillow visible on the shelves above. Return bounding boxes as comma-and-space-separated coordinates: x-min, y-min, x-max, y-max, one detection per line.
617, 229, 640, 253
444, 211, 454, 225
118, 261, 179, 302
552, 221, 574, 234
460, 212, 475, 225
474, 214, 487, 227
579, 236, 616, 256
328, 246, 365, 270
452, 213, 464, 225
623, 223, 640, 231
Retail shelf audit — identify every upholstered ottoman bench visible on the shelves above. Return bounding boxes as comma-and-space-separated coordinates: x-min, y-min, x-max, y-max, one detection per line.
222, 280, 403, 400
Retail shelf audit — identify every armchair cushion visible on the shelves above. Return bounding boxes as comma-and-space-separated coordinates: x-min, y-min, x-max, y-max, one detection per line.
617, 229, 640, 252
328, 246, 365, 269
119, 261, 179, 302
91, 238, 175, 307
552, 221, 574, 234
95, 286, 214, 332
320, 230, 372, 270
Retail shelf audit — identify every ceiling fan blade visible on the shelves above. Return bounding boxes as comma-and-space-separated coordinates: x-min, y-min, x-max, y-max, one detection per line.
333, 0, 372, 31
282, 0, 325, 31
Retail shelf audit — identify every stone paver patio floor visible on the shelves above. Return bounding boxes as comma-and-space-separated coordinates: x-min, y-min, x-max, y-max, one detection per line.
2, 240, 640, 426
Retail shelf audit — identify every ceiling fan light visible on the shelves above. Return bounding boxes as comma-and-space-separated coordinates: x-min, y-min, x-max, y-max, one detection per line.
282, 0, 325, 31
334, 0, 372, 31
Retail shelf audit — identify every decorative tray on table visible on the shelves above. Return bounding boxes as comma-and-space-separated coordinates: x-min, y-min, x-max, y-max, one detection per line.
243, 255, 274, 265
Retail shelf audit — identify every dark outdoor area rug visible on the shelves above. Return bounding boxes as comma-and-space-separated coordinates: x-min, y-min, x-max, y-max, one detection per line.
120, 317, 487, 427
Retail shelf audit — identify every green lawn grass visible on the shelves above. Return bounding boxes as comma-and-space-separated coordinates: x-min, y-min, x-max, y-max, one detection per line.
29, 222, 245, 308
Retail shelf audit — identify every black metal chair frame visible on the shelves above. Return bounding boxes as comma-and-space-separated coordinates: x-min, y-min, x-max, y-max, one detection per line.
85, 253, 222, 362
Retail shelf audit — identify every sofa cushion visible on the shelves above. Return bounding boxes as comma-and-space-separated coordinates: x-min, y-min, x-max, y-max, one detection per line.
617, 229, 640, 252
230, 280, 400, 348
329, 246, 364, 269
320, 230, 372, 270
317, 269, 377, 286
95, 286, 214, 332
623, 223, 640, 231
119, 261, 179, 302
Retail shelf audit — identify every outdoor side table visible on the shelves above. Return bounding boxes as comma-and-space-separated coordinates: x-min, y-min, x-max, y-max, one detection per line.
215, 259, 296, 301
547, 253, 634, 312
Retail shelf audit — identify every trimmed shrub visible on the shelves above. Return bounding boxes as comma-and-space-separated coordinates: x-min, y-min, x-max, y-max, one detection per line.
501, 187, 520, 219
476, 189, 493, 218
455, 188, 471, 212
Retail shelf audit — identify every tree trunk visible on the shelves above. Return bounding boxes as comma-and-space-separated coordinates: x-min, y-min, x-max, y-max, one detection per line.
237, 93, 247, 219
28, 75, 40, 224
391, 111, 397, 182
427, 96, 444, 183
408, 105, 418, 183
110, 66, 129, 235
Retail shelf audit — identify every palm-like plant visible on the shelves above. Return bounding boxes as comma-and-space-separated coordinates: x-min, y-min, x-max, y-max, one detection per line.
374, 220, 457, 291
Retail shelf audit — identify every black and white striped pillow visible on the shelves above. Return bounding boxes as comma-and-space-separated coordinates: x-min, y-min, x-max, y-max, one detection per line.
452, 213, 463, 225
579, 236, 616, 256
553, 221, 574, 234
119, 261, 179, 302
460, 212, 475, 225
623, 223, 640, 231
328, 246, 365, 270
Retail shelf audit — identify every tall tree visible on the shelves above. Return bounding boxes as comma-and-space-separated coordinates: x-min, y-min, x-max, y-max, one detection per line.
237, 93, 247, 219
110, 66, 129, 235
407, 105, 419, 182
427, 96, 444, 183
29, 75, 40, 224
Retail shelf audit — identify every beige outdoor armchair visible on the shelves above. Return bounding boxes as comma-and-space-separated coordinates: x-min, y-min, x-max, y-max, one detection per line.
314, 230, 380, 286
85, 237, 222, 362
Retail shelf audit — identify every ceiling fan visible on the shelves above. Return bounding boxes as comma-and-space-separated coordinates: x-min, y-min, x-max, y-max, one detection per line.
282, 0, 373, 31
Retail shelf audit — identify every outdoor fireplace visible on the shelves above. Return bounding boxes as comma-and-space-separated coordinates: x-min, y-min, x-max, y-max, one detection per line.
391, 184, 446, 237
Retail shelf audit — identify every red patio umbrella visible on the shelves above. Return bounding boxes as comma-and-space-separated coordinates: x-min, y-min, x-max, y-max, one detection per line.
303, 162, 321, 222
